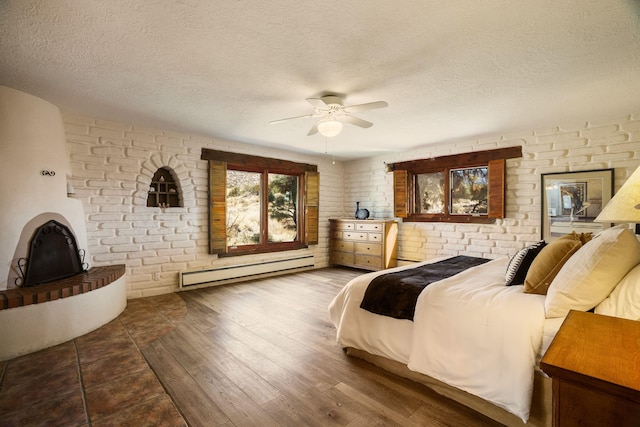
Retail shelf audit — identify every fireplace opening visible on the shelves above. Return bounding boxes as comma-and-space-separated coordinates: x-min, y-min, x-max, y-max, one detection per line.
19, 219, 87, 287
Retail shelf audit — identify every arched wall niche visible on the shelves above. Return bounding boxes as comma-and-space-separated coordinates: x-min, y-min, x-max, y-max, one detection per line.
134, 155, 194, 209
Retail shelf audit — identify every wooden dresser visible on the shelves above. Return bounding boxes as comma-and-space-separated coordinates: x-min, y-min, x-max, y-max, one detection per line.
329, 218, 398, 271
540, 310, 640, 427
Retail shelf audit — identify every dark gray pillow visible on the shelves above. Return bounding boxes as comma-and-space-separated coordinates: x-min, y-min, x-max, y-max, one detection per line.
505, 241, 547, 286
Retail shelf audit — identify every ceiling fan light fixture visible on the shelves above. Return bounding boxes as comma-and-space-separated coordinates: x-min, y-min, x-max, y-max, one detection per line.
269, 95, 387, 137
317, 119, 343, 137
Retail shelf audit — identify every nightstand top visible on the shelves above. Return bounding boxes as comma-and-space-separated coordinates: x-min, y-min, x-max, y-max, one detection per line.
541, 310, 640, 397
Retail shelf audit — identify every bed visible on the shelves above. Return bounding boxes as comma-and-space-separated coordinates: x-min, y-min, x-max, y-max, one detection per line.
328, 224, 640, 427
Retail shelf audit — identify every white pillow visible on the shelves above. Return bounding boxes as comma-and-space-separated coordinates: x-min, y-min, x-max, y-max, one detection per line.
595, 264, 640, 320
545, 225, 640, 318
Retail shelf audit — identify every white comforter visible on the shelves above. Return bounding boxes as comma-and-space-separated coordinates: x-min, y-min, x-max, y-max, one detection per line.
328, 257, 547, 423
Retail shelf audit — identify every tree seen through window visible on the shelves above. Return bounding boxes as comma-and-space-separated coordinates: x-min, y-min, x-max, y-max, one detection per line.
225, 170, 298, 248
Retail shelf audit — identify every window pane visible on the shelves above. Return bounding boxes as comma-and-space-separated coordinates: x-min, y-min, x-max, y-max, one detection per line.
415, 172, 445, 214
268, 173, 298, 242
226, 170, 261, 246
450, 167, 488, 215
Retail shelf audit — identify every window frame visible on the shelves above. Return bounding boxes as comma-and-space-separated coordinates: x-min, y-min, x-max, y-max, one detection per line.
225, 165, 302, 252
202, 148, 319, 256
389, 147, 521, 223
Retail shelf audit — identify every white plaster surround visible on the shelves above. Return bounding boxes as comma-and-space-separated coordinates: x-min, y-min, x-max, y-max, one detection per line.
0, 86, 126, 360
0, 85, 90, 290
0, 276, 126, 361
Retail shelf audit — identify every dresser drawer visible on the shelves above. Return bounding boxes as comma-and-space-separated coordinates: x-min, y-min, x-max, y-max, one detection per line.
355, 254, 383, 269
331, 240, 354, 252
356, 222, 384, 232
343, 232, 368, 241
368, 233, 382, 242
331, 252, 355, 266
354, 242, 382, 256
334, 222, 355, 231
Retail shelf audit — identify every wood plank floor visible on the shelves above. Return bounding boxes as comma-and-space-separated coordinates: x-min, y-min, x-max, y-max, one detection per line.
143, 267, 504, 427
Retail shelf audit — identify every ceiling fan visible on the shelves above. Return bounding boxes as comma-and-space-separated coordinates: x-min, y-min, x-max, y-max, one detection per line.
269, 95, 388, 137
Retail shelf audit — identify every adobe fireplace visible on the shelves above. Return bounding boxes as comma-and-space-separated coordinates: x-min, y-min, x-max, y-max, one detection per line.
0, 213, 126, 362
17, 220, 87, 287
0, 85, 127, 361
0, 213, 126, 363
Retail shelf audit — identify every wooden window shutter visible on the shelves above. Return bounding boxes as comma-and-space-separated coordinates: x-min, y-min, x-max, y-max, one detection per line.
304, 171, 319, 245
208, 160, 228, 254
393, 169, 408, 218
488, 159, 506, 219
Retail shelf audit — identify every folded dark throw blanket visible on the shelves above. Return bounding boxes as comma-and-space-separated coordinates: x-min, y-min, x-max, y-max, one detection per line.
360, 255, 491, 320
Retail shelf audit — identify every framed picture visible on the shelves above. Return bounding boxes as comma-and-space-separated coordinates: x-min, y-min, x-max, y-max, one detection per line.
541, 169, 614, 241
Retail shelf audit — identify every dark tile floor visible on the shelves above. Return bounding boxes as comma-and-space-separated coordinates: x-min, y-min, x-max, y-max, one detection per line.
0, 293, 188, 427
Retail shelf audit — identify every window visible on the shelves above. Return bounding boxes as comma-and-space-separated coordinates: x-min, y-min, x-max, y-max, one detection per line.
414, 172, 444, 214
202, 149, 319, 256
449, 167, 488, 215
226, 170, 262, 247
390, 147, 522, 223
225, 170, 299, 247
267, 173, 298, 243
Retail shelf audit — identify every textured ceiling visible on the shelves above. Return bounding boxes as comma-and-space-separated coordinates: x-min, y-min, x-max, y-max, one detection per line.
1, 1, 640, 159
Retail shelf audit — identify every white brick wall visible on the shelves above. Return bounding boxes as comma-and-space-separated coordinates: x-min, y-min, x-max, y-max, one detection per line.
63, 113, 345, 298
343, 114, 640, 262
64, 112, 640, 297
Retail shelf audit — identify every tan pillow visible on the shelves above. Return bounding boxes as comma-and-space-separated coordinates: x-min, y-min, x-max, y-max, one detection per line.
560, 231, 593, 244
545, 225, 640, 318
579, 232, 593, 244
557, 231, 592, 243
524, 238, 582, 295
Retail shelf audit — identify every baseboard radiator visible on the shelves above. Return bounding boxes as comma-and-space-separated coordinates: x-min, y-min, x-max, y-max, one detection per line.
180, 255, 315, 290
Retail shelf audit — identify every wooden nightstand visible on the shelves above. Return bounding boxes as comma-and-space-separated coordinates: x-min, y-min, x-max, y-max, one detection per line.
540, 310, 640, 427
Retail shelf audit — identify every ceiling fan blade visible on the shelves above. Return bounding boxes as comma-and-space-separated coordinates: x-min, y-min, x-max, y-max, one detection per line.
306, 98, 328, 108
269, 113, 316, 124
307, 122, 319, 136
343, 101, 388, 113
342, 115, 373, 128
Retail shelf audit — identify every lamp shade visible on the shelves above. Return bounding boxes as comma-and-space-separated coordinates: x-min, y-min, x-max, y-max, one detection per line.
317, 119, 343, 137
595, 165, 640, 223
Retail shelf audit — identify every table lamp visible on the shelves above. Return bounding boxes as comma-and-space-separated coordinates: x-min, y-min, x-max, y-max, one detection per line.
594, 165, 640, 234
